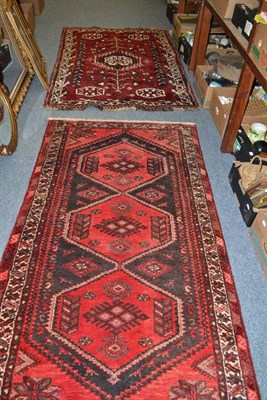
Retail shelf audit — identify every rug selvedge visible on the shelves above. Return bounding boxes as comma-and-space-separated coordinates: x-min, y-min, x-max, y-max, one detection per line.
0, 120, 260, 399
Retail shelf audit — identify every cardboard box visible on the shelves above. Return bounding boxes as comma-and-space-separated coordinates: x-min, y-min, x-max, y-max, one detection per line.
209, 87, 267, 136
166, 2, 178, 23
20, 3, 35, 32
241, 121, 267, 143
19, 0, 44, 16
193, 65, 215, 108
173, 14, 198, 37
232, 3, 256, 41
193, 65, 236, 109
216, 53, 243, 82
0, 15, 10, 40
170, 28, 179, 48
232, 127, 258, 161
229, 162, 258, 227
209, 87, 236, 135
242, 99, 267, 126
0, 40, 12, 72
173, 13, 224, 38
206, 47, 240, 59
249, 210, 267, 277
178, 36, 192, 64
252, 22, 267, 73
214, 0, 258, 19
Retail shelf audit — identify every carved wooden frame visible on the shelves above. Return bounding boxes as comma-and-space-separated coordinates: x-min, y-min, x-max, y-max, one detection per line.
0, 0, 48, 155
0, 83, 18, 155
0, 2, 34, 115
5, 0, 48, 90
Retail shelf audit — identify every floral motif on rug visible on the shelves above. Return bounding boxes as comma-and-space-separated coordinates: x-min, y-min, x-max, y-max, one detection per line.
0, 120, 260, 399
44, 28, 198, 110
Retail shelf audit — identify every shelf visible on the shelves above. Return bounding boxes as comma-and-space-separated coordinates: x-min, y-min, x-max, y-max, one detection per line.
178, 0, 186, 13
190, 0, 267, 153
206, 0, 267, 93
248, 49, 267, 92
206, 0, 250, 51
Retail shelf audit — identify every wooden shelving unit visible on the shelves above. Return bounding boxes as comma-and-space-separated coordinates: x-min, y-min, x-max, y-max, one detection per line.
189, 0, 267, 153
177, 0, 186, 13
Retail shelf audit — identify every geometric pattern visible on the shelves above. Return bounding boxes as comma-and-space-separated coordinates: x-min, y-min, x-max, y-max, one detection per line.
63, 256, 100, 277
83, 300, 149, 334
94, 215, 147, 237
154, 298, 174, 336
169, 380, 218, 400
14, 351, 36, 374
109, 238, 133, 255
101, 334, 129, 360
111, 201, 133, 216
138, 187, 166, 203
104, 280, 132, 300
13, 377, 59, 399
194, 354, 217, 378
44, 27, 198, 110
101, 158, 144, 174
59, 295, 80, 334
151, 216, 168, 242
136, 258, 172, 279
66, 147, 174, 261
0, 120, 260, 400
79, 186, 108, 202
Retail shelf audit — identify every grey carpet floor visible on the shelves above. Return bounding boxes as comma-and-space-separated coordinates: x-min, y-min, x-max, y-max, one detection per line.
0, 0, 266, 398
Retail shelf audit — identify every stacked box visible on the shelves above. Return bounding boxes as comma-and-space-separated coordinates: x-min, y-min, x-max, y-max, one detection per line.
19, 0, 44, 16
178, 36, 192, 64
252, 22, 267, 73
229, 163, 258, 227
193, 64, 237, 109
0, 40, 12, 72
229, 160, 267, 276
173, 14, 198, 38
232, 127, 258, 162
20, 3, 35, 33
214, 0, 258, 19
166, 1, 178, 23
232, 3, 256, 41
249, 210, 267, 277
209, 88, 267, 136
0, 15, 10, 40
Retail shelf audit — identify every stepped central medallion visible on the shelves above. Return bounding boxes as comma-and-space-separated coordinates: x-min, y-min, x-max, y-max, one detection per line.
95, 51, 141, 71
65, 140, 174, 262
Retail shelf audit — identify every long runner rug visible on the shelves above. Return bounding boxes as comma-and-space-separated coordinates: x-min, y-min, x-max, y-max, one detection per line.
0, 120, 260, 399
44, 28, 198, 110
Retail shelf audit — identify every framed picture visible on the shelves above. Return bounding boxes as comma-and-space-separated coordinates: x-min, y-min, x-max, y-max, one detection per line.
0, 82, 18, 155
5, 0, 48, 91
0, 4, 34, 115
0, 0, 48, 155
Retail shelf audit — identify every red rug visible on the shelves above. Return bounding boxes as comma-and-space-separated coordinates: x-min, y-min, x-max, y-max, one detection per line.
0, 120, 260, 399
44, 28, 198, 110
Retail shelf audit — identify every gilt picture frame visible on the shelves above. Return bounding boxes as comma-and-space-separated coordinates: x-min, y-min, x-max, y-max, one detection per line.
0, 0, 48, 155
0, 4, 34, 116
5, 0, 48, 91
0, 82, 18, 155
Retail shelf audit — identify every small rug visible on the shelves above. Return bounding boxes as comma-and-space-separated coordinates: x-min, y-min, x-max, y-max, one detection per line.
44, 27, 198, 110
0, 120, 260, 400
